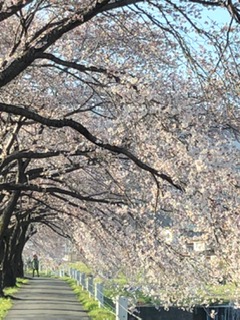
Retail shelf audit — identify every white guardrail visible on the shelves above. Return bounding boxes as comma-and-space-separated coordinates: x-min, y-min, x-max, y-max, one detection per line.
57, 267, 142, 320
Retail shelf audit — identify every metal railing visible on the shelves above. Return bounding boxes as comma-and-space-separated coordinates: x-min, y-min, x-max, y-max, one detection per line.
58, 267, 142, 320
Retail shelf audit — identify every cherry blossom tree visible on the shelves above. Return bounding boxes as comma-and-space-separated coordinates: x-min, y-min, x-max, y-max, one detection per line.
0, 0, 239, 306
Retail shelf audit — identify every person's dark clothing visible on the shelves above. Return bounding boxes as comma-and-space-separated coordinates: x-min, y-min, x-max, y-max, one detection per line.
32, 256, 39, 277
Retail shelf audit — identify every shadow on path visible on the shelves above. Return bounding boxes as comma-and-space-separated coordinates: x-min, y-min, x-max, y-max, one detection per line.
4, 277, 90, 320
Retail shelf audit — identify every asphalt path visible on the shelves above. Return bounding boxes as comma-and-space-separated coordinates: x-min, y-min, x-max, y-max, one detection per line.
4, 277, 90, 320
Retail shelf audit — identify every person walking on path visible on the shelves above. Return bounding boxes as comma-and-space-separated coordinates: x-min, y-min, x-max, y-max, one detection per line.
32, 254, 39, 277
4, 277, 90, 320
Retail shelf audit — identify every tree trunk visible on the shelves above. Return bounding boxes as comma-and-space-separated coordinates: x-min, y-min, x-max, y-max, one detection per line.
2, 233, 16, 288
0, 244, 5, 296
14, 224, 28, 278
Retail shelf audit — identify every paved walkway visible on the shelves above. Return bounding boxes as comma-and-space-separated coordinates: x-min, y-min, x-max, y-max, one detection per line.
4, 277, 90, 320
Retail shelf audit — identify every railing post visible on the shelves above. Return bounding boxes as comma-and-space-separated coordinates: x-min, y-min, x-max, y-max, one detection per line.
95, 282, 104, 308
87, 276, 94, 297
77, 270, 81, 285
116, 296, 128, 320
80, 272, 86, 289
74, 269, 78, 281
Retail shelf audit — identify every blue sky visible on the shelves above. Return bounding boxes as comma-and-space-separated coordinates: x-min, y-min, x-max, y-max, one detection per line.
201, 6, 232, 26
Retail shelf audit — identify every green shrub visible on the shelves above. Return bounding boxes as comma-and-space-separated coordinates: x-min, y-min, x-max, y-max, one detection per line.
0, 297, 12, 320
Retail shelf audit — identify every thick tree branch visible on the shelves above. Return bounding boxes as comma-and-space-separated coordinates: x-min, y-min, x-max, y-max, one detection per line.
0, 0, 33, 22
98, 0, 143, 12
187, 0, 223, 6
35, 52, 121, 82
0, 150, 61, 172
0, 183, 124, 204
26, 163, 86, 181
0, 102, 183, 190
0, 191, 20, 244
0, 0, 143, 88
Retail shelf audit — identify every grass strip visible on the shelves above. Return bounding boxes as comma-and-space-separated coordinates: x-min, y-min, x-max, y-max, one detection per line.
65, 277, 115, 320
0, 278, 28, 320
0, 296, 11, 320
